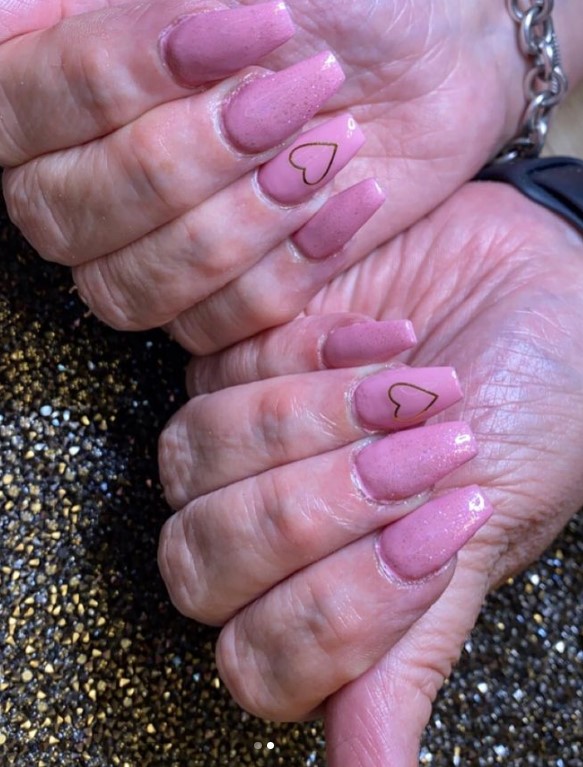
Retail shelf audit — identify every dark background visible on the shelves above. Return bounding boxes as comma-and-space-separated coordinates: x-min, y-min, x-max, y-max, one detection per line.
0, 197, 581, 766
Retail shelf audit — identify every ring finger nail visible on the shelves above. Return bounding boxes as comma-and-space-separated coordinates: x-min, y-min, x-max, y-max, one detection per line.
258, 113, 365, 204
354, 421, 478, 501
161, 2, 295, 87
354, 366, 463, 430
223, 51, 345, 153
378, 485, 493, 580
292, 178, 385, 260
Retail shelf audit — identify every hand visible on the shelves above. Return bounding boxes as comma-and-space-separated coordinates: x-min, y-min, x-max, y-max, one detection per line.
4, 0, 583, 352
158, 182, 583, 765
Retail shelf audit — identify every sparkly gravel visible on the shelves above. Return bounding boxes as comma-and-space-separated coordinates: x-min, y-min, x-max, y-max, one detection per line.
0, 201, 581, 766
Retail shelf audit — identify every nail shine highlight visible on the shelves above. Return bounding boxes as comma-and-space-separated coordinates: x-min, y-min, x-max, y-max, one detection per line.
355, 421, 478, 501
223, 51, 345, 153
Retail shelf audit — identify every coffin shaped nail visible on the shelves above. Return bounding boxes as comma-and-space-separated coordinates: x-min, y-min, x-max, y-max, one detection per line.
162, 2, 295, 87
223, 51, 345, 153
323, 320, 417, 368
292, 178, 385, 260
258, 113, 365, 205
378, 485, 493, 580
354, 366, 462, 431
355, 421, 478, 501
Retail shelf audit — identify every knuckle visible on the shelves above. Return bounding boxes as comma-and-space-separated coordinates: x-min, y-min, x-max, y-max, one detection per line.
158, 511, 215, 623
125, 120, 178, 212
258, 471, 314, 554
158, 409, 201, 510
73, 259, 143, 331
241, 287, 300, 331
253, 386, 300, 462
0, 81, 29, 166
216, 621, 281, 719
3, 165, 73, 263
72, 41, 128, 134
299, 577, 353, 659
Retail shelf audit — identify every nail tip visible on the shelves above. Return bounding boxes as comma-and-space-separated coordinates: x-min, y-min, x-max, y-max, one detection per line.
378, 485, 493, 581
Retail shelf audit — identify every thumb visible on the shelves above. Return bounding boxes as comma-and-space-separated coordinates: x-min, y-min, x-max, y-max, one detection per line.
324, 638, 436, 767
324, 558, 491, 767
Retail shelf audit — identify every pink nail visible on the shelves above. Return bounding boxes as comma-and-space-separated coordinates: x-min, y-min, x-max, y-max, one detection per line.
355, 422, 478, 501
292, 178, 385, 260
161, 2, 295, 87
354, 367, 462, 431
324, 320, 417, 368
378, 485, 493, 580
258, 113, 365, 205
223, 51, 345, 153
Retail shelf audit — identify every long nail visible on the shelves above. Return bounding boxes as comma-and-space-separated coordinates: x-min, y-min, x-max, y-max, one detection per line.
355, 422, 478, 501
258, 113, 365, 205
223, 51, 345, 153
323, 320, 417, 368
292, 178, 385, 260
378, 485, 493, 580
354, 367, 462, 431
161, 2, 295, 87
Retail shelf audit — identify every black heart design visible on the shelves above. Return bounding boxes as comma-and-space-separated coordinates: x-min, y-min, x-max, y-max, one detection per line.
387, 383, 439, 420
288, 142, 339, 185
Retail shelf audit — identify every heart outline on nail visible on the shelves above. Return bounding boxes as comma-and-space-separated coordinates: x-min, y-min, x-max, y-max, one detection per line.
288, 142, 339, 185
387, 383, 439, 421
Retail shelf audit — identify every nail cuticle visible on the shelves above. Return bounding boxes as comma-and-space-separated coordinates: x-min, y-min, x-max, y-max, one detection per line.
373, 531, 457, 587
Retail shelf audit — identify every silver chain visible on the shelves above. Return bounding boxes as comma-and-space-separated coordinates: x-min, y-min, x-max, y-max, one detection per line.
497, 0, 568, 162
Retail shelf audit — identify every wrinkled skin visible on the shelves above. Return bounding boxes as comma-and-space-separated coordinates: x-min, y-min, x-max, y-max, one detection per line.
159, 183, 583, 765
1, 0, 529, 347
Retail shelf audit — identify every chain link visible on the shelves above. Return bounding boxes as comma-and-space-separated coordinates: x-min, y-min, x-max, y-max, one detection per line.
497, 0, 568, 162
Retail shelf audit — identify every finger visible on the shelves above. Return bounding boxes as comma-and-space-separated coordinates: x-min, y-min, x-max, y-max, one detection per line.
3, 70, 350, 266
71, 172, 324, 331
325, 547, 494, 767
0, 0, 124, 44
158, 421, 478, 624
186, 315, 417, 395
72, 175, 382, 331
0, 1, 295, 165
213, 486, 493, 721
167, 169, 387, 354
159, 364, 463, 507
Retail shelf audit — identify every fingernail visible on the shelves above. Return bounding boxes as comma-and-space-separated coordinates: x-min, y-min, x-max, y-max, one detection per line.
355, 421, 478, 501
223, 51, 345, 153
324, 320, 416, 368
354, 367, 462, 431
292, 178, 385, 260
258, 113, 365, 205
378, 485, 493, 580
161, 2, 295, 87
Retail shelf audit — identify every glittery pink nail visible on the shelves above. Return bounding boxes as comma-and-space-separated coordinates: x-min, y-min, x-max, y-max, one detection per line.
378, 486, 493, 580
223, 51, 345, 153
292, 178, 385, 260
162, 2, 295, 87
355, 421, 478, 501
323, 320, 417, 368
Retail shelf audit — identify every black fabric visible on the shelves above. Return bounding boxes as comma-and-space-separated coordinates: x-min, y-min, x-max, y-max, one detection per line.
477, 156, 583, 234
